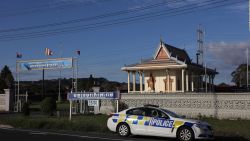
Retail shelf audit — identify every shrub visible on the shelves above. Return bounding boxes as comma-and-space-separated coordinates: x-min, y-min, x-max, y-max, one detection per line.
118, 101, 128, 112
22, 102, 30, 116
41, 97, 57, 116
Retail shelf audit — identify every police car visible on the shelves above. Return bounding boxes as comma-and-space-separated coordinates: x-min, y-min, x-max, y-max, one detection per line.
107, 105, 213, 141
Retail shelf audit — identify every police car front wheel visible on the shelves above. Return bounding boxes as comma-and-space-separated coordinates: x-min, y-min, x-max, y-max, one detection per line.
117, 123, 130, 137
177, 127, 194, 141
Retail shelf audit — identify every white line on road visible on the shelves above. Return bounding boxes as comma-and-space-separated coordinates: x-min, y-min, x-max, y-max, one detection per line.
0, 127, 135, 141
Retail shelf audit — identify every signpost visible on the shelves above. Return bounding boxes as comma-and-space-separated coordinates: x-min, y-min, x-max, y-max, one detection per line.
67, 91, 120, 121
15, 58, 74, 112
88, 100, 99, 107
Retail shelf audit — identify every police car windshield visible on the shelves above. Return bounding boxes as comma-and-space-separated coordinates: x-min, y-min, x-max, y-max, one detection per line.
161, 109, 182, 118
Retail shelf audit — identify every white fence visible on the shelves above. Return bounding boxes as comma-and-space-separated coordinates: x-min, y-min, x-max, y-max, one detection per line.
0, 89, 10, 111
120, 93, 250, 120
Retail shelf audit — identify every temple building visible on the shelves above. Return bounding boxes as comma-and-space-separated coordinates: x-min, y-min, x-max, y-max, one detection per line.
121, 40, 218, 93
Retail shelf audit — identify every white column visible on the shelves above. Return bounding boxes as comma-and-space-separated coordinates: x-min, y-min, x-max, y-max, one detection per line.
127, 71, 130, 93
186, 71, 189, 92
212, 75, 215, 92
208, 75, 212, 92
139, 71, 143, 93
132, 71, 136, 91
168, 74, 170, 93
182, 69, 185, 92
69, 100, 72, 121
191, 73, 194, 92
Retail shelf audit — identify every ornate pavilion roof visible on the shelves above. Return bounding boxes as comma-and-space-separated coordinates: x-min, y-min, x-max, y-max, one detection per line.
121, 41, 218, 75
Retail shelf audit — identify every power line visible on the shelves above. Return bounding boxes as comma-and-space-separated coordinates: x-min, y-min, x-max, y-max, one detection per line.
0, 0, 180, 33
0, 0, 112, 17
0, 0, 246, 41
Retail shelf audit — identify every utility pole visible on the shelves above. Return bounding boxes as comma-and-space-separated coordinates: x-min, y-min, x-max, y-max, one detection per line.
197, 24, 204, 91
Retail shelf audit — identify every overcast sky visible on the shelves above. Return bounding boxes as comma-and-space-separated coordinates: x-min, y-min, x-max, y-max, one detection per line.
0, 0, 249, 85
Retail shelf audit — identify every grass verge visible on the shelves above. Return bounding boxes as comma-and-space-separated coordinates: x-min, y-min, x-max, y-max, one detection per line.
0, 114, 250, 140
0, 114, 109, 133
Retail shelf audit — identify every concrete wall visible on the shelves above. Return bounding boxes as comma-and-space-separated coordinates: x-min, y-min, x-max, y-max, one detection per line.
0, 89, 11, 111
120, 93, 250, 120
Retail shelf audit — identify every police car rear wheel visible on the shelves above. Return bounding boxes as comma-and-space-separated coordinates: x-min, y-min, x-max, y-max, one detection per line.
117, 123, 130, 137
177, 127, 194, 141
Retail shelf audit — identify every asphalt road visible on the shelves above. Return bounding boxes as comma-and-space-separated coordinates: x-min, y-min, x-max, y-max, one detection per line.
0, 127, 175, 141
0, 127, 249, 141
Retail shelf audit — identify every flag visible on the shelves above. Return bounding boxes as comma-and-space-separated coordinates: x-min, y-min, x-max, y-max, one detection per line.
45, 48, 53, 56
16, 52, 22, 58
76, 50, 80, 55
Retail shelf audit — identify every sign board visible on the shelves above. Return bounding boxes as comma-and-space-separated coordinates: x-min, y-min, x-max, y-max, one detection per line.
88, 100, 99, 106
18, 58, 73, 71
67, 92, 119, 100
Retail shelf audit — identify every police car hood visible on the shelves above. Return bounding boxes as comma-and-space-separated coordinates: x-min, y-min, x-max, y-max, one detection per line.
173, 117, 210, 126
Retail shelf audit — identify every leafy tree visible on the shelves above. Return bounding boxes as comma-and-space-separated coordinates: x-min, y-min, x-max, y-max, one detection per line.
231, 64, 249, 87
86, 74, 94, 91
0, 65, 14, 89
0, 65, 14, 93
41, 97, 57, 116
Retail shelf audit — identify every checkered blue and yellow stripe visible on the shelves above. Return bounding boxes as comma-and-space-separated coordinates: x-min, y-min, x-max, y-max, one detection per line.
112, 114, 193, 129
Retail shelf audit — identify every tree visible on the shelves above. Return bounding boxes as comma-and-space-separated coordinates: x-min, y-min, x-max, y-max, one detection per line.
231, 64, 249, 87
0, 65, 14, 93
0, 65, 14, 89
41, 97, 57, 116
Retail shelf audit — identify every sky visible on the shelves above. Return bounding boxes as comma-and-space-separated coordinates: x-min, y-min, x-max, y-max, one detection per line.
0, 0, 249, 85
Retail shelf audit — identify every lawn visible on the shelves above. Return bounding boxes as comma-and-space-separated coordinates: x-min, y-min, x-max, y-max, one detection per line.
202, 118, 250, 140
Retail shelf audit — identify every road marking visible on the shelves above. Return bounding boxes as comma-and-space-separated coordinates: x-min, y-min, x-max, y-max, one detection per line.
30, 132, 48, 135
0, 128, 134, 141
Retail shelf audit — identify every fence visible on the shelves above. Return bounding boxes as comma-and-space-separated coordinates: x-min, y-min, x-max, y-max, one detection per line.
119, 93, 250, 119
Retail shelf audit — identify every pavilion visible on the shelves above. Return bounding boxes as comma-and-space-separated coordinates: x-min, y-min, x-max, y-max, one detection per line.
121, 40, 218, 93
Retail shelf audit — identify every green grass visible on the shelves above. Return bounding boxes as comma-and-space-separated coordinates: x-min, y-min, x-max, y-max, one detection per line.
202, 118, 250, 139
0, 113, 250, 140
0, 114, 109, 133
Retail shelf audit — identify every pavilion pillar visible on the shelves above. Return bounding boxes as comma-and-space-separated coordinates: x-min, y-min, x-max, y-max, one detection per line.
166, 69, 170, 93
182, 69, 185, 92
132, 71, 136, 92
186, 71, 189, 92
208, 75, 211, 92
139, 71, 143, 93
212, 75, 215, 92
191, 72, 194, 92
127, 71, 130, 93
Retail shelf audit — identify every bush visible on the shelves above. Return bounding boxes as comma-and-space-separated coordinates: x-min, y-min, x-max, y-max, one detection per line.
22, 102, 30, 116
41, 97, 57, 116
118, 101, 128, 112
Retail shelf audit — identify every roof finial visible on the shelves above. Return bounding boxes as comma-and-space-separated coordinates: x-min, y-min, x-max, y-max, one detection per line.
160, 35, 163, 46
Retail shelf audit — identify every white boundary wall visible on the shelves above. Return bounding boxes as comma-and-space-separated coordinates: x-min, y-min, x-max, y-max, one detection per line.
0, 89, 10, 111
120, 93, 250, 120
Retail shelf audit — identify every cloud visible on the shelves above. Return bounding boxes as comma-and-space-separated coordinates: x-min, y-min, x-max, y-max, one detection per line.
206, 41, 250, 66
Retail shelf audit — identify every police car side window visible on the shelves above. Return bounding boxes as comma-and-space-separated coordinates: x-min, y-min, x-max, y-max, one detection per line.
148, 108, 169, 119
126, 108, 146, 116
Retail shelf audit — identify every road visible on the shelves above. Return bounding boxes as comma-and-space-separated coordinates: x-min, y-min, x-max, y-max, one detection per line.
0, 127, 248, 141
0, 127, 174, 141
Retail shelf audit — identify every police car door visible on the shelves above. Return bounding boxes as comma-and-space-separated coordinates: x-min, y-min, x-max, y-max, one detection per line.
146, 108, 174, 136
126, 107, 148, 135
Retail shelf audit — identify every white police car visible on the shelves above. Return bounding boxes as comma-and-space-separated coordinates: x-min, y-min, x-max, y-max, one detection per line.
107, 105, 213, 141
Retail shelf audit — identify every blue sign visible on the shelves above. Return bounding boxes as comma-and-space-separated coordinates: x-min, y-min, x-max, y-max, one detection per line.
18, 58, 73, 71
67, 92, 119, 100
